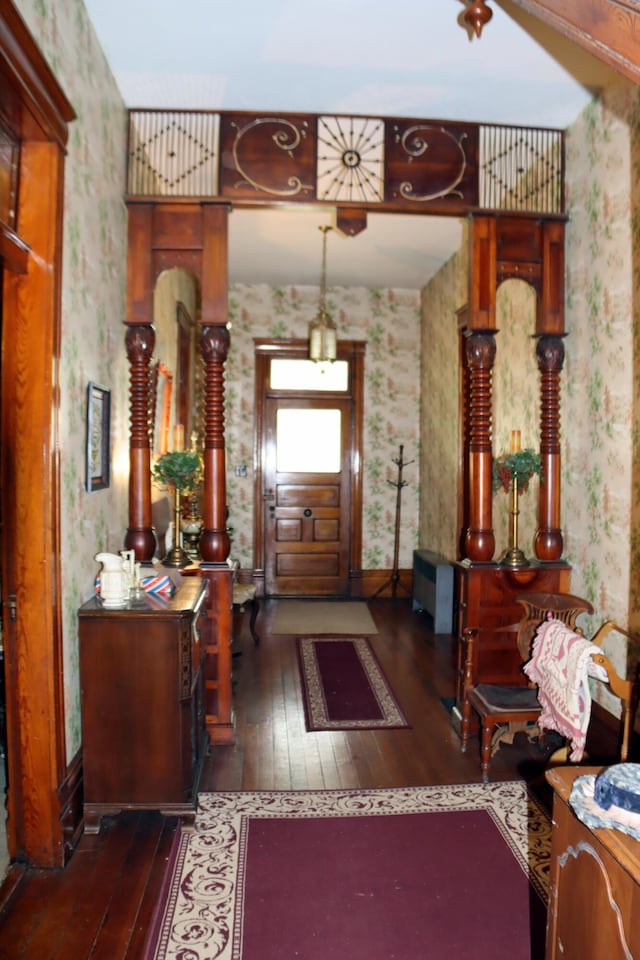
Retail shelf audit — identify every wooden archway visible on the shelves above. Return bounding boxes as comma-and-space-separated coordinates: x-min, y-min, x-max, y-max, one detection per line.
460, 214, 566, 563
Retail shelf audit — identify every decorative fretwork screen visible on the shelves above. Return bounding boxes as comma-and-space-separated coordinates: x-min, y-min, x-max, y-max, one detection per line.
127, 109, 564, 217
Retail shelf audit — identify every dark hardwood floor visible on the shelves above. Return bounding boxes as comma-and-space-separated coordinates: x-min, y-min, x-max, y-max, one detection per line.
0, 597, 557, 960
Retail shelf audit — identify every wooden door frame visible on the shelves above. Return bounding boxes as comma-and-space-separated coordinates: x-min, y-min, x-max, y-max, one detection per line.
1, 3, 76, 868
253, 339, 366, 597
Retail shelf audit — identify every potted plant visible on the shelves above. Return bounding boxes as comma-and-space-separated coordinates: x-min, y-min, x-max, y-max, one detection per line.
152, 450, 203, 567
492, 448, 542, 495
492, 447, 542, 569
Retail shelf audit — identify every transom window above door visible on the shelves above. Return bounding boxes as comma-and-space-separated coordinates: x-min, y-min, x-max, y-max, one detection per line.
270, 359, 349, 392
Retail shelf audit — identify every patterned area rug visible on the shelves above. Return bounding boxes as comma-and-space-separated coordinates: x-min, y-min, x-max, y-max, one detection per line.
297, 636, 409, 730
148, 783, 550, 960
272, 600, 378, 635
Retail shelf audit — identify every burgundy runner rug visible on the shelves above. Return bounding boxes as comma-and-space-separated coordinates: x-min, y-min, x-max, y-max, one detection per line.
297, 635, 409, 730
149, 782, 550, 960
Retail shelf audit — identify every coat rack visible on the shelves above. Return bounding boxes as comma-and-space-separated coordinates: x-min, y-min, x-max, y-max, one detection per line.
372, 444, 414, 598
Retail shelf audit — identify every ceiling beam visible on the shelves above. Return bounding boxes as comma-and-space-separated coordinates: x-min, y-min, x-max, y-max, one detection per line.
498, 0, 640, 85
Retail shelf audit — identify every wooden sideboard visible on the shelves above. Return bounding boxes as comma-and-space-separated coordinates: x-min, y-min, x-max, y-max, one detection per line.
78, 578, 208, 833
454, 560, 571, 715
546, 766, 640, 960
183, 563, 235, 744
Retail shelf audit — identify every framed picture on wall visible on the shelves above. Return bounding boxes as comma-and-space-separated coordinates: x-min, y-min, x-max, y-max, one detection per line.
85, 382, 111, 492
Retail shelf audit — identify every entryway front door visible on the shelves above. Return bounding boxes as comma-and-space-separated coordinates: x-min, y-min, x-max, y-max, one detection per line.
254, 340, 365, 598
264, 394, 352, 596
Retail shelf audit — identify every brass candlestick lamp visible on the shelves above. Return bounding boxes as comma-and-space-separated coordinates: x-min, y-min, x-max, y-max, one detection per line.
492, 432, 542, 570
151, 445, 203, 568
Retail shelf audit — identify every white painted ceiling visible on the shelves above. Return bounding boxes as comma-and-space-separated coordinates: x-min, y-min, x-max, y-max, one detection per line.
83, 0, 613, 289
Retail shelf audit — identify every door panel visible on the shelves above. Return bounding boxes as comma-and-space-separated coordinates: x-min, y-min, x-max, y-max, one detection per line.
265, 395, 352, 596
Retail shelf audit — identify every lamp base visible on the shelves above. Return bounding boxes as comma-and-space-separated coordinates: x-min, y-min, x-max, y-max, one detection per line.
163, 545, 192, 568
182, 528, 201, 561
500, 546, 530, 570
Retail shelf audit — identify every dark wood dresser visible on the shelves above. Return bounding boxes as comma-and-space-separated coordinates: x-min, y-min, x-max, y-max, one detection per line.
78, 578, 208, 833
546, 766, 640, 960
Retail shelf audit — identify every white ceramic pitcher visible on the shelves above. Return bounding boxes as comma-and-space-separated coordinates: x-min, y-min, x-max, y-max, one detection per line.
95, 552, 129, 607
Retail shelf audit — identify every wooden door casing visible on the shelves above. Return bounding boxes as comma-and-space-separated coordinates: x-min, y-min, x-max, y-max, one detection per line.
0, 4, 76, 867
253, 340, 365, 598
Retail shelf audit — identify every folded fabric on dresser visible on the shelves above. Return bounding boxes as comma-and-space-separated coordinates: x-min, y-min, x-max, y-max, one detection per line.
524, 618, 607, 761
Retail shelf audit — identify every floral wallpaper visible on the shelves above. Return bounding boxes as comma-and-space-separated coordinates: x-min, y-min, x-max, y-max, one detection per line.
225, 285, 421, 574
14, 0, 129, 762
419, 233, 467, 559
561, 76, 640, 713
492, 281, 540, 558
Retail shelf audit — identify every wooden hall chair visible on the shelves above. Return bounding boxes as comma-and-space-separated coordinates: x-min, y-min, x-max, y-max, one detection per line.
232, 581, 260, 645
538, 619, 640, 767
460, 592, 594, 783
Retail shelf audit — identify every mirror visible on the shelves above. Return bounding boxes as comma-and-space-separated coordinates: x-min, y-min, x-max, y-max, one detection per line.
151, 361, 172, 456
151, 268, 203, 559
152, 268, 201, 452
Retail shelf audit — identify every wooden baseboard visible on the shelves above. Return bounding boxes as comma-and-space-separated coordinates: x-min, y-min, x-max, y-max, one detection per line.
359, 569, 413, 599
58, 748, 84, 864
234, 568, 414, 599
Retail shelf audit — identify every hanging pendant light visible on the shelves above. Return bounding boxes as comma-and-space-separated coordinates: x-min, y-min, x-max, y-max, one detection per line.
309, 225, 337, 363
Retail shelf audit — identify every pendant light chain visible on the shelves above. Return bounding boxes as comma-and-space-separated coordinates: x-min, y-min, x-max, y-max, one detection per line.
309, 224, 337, 363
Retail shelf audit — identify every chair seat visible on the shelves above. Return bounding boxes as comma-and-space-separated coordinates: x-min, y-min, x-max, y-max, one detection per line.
233, 583, 257, 606
468, 684, 540, 714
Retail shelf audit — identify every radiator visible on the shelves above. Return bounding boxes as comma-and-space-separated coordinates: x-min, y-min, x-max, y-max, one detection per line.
412, 549, 454, 634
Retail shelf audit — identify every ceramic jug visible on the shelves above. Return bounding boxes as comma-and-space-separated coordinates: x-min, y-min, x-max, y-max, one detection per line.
95, 552, 129, 607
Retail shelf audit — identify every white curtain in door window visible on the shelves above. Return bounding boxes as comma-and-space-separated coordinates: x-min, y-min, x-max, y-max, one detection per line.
276, 409, 341, 473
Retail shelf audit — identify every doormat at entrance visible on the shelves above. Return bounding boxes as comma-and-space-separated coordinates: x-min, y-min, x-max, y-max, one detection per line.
297, 636, 409, 730
272, 600, 378, 635
147, 782, 550, 960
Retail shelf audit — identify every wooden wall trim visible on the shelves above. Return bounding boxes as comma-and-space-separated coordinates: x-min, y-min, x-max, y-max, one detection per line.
0, 1, 75, 145
506, 0, 640, 85
0, 223, 28, 273
1, 0, 73, 867
3, 138, 66, 866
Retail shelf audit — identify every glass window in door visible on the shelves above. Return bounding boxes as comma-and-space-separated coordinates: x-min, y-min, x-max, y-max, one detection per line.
276, 408, 341, 473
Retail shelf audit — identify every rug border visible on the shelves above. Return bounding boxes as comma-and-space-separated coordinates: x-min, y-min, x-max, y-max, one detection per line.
150, 782, 550, 960
297, 635, 411, 731
144, 827, 190, 960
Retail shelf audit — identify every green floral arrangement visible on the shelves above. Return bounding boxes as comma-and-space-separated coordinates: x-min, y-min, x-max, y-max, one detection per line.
492, 448, 542, 495
152, 450, 202, 493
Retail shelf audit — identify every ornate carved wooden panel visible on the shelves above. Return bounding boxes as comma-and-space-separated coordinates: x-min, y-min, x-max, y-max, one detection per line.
385, 119, 479, 211
219, 113, 315, 201
129, 109, 564, 218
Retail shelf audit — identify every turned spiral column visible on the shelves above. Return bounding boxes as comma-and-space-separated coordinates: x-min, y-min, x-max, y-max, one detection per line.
535, 335, 565, 561
124, 324, 156, 561
199, 324, 231, 564
464, 331, 496, 561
